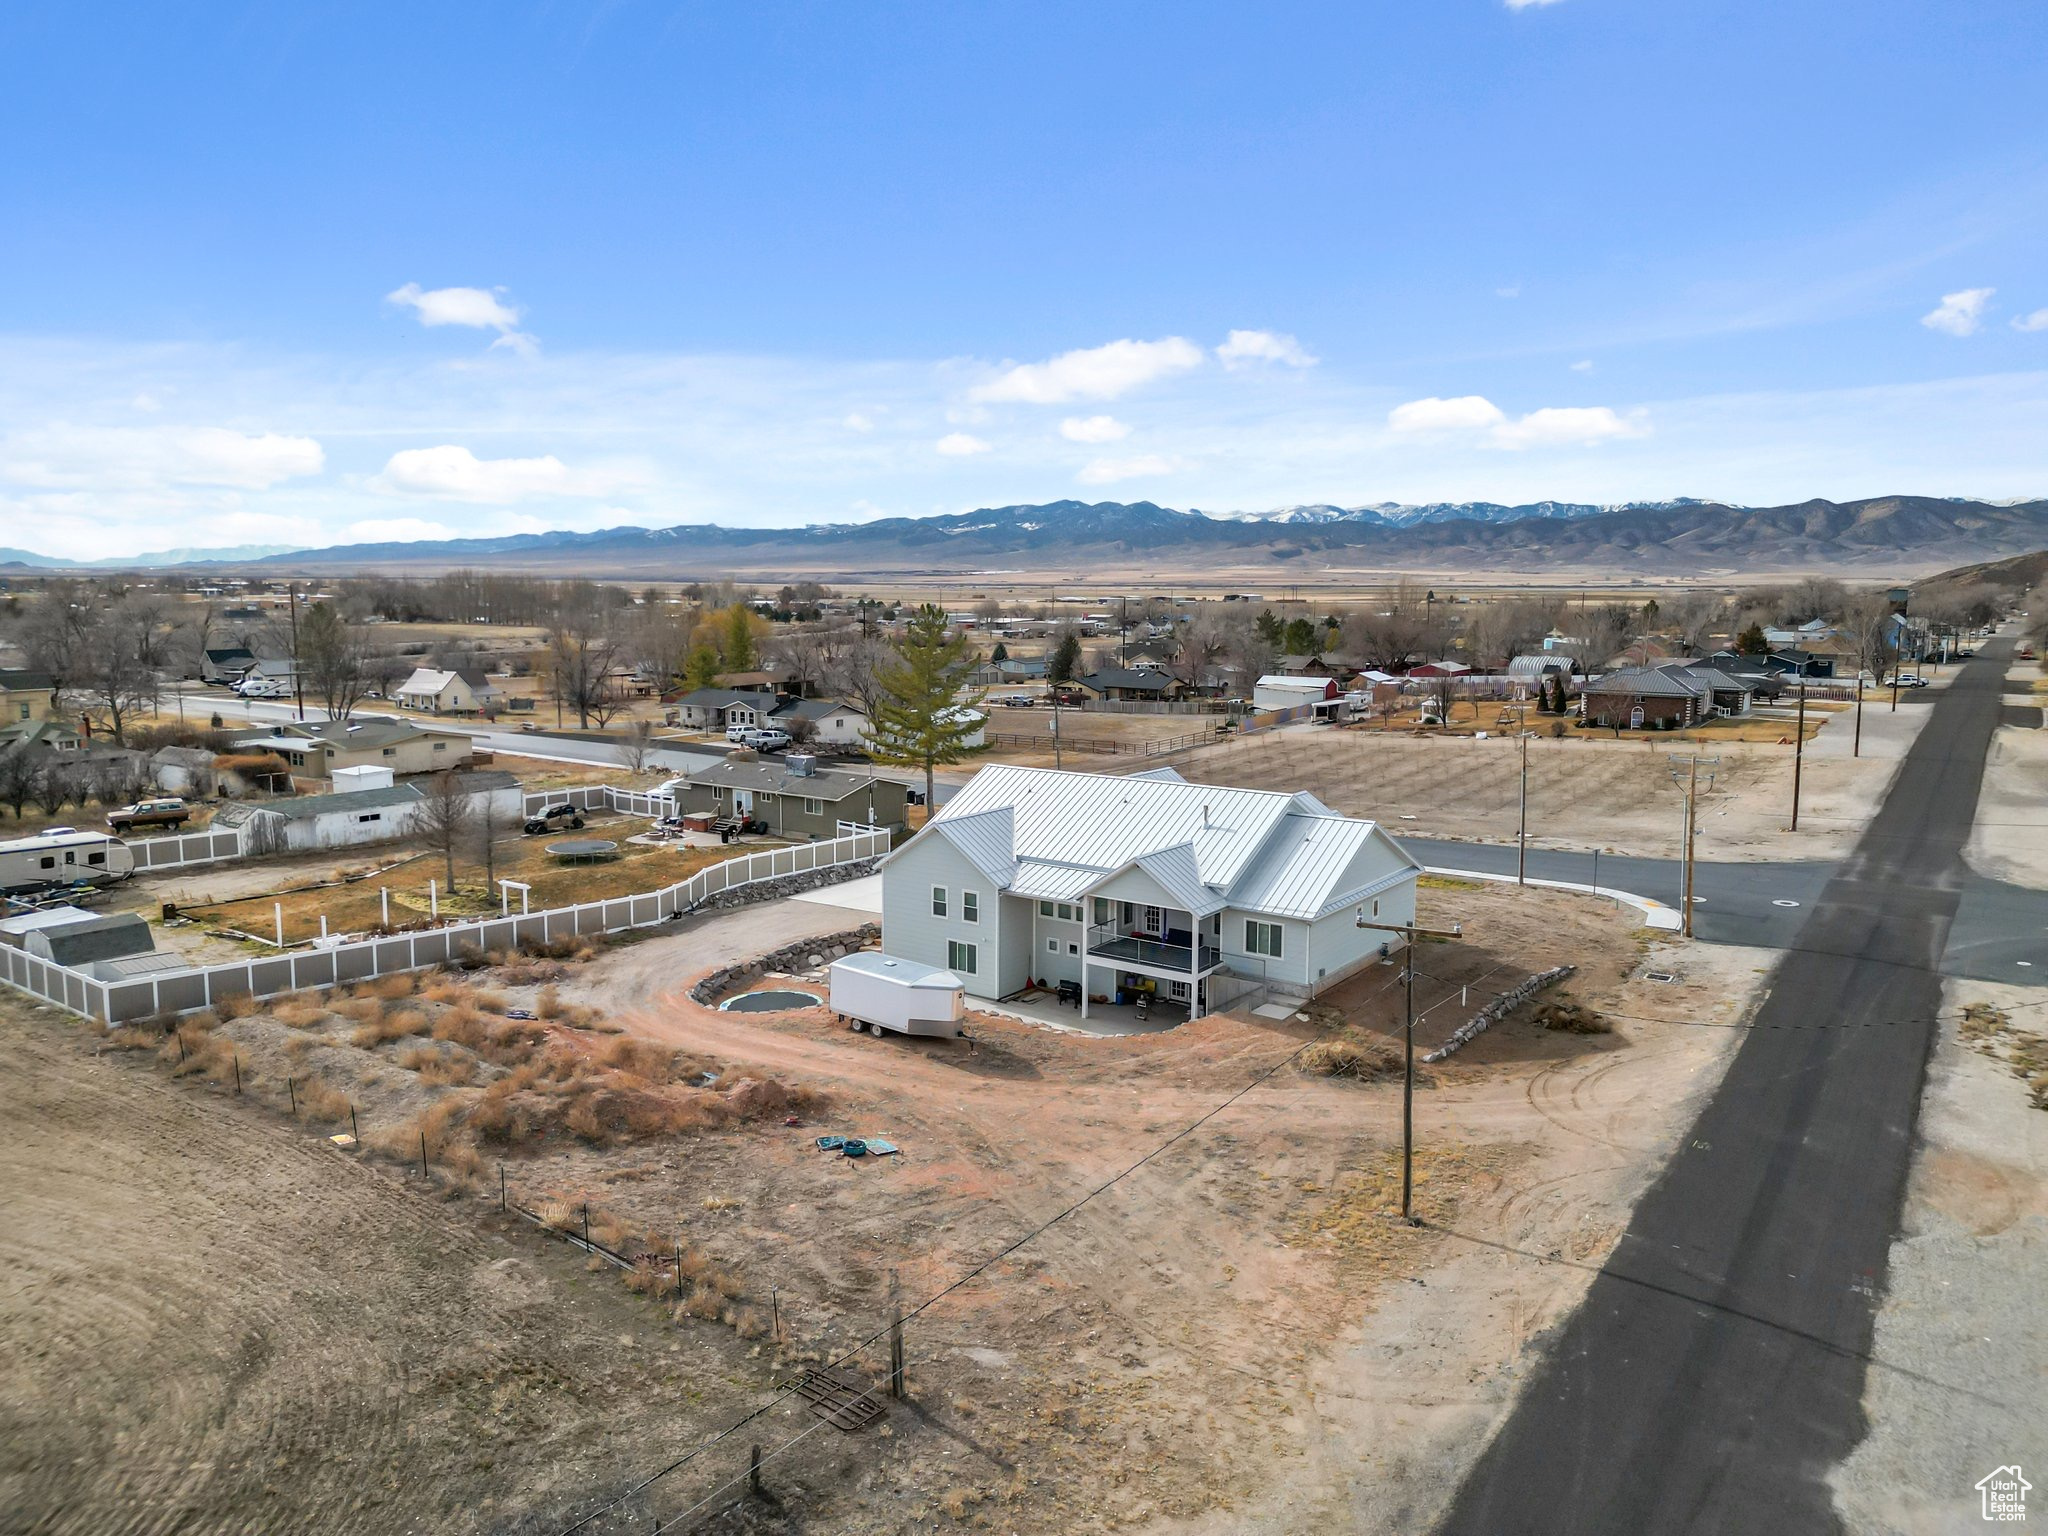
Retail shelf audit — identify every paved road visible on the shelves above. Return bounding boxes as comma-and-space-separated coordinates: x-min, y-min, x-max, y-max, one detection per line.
1435, 637, 2011, 1535
1403, 838, 2048, 982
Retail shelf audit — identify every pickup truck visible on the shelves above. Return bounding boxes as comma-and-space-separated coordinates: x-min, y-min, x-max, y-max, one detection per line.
106, 797, 191, 832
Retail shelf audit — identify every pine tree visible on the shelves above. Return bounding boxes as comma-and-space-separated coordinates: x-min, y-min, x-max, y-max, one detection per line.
683, 644, 722, 691
1736, 623, 1768, 656
867, 605, 987, 808
1048, 631, 1082, 684
990, 641, 1009, 663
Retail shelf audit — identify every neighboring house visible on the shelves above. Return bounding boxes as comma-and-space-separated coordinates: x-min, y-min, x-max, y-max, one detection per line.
670, 688, 772, 732
667, 756, 909, 838
1252, 675, 1339, 712
230, 717, 474, 778
1763, 648, 1835, 679
393, 667, 502, 715
1274, 653, 1347, 680
1070, 666, 1181, 702
1407, 660, 1472, 678
1580, 662, 1756, 729
0, 668, 54, 724
713, 671, 781, 693
211, 769, 521, 853
200, 646, 257, 684
0, 718, 86, 754
768, 697, 872, 750
876, 763, 1421, 1020
243, 657, 299, 688
968, 657, 1049, 688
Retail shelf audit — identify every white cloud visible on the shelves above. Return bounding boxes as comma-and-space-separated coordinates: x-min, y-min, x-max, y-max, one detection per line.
1491, 406, 1647, 449
131, 392, 162, 412
843, 412, 875, 432
1216, 329, 1316, 369
0, 425, 323, 490
1496, 284, 1522, 299
970, 337, 1204, 404
371, 444, 625, 501
2012, 309, 2048, 333
1505, 0, 1565, 9
386, 282, 537, 354
1059, 415, 1131, 443
1570, 359, 1595, 372
1388, 395, 1508, 434
1077, 453, 1177, 485
1387, 395, 1645, 449
935, 432, 992, 456
1921, 287, 1994, 337
343, 518, 460, 543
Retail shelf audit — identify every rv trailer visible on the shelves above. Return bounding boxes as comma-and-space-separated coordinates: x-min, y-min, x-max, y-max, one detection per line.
0, 828, 136, 894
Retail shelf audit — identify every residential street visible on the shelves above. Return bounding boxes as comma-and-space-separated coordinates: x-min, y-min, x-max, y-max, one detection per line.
1435, 639, 2014, 1533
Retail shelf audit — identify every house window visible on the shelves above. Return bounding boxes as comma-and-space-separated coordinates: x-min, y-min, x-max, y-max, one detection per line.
15, 703, 26, 720
1046, 937, 1058, 953
1093, 897, 1111, 924
1245, 920, 1283, 958
382, 747, 397, 757
962, 891, 979, 923
1372, 899, 1381, 918
931, 886, 948, 918
1039, 900, 1054, 917
803, 797, 823, 817
358, 813, 382, 823
1144, 905, 1163, 934
432, 741, 446, 751
948, 940, 978, 974
1067, 942, 1079, 956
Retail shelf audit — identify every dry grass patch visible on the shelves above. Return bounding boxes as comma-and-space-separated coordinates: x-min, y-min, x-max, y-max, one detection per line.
1300, 1038, 1405, 1081
352, 1006, 430, 1049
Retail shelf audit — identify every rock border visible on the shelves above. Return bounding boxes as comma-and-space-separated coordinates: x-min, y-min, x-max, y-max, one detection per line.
690, 924, 881, 1007
1422, 965, 1575, 1062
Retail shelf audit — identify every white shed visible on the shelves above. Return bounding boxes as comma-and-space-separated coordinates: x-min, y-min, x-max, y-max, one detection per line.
1253, 675, 1338, 712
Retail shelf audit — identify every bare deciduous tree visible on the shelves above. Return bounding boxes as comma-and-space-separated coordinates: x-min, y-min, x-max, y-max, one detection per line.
411, 771, 477, 893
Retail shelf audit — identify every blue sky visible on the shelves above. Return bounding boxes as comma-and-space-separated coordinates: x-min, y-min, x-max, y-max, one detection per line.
1, 0, 2044, 557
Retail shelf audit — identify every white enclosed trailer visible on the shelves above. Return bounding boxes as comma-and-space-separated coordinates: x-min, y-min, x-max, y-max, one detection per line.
828, 952, 966, 1038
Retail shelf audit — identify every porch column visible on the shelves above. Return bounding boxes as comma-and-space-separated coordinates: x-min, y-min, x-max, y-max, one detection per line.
1079, 956, 1090, 1020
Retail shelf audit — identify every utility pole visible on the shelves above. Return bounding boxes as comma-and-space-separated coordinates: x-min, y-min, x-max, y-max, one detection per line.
286, 582, 306, 722
1668, 755, 1718, 937
1789, 659, 1808, 831
1853, 659, 1865, 758
1355, 914, 1464, 1223
1516, 696, 1530, 885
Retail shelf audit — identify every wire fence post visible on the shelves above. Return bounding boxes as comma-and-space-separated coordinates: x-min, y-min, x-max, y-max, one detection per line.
287, 1074, 297, 1116
232, 1052, 241, 1095
582, 1204, 590, 1249
419, 1131, 429, 1179
499, 1163, 506, 1211
350, 1103, 359, 1145
888, 1269, 905, 1400
749, 1443, 762, 1495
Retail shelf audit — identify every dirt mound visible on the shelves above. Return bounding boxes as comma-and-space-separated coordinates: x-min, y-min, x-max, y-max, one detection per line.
1301, 1038, 1405, 1080
1534, 999, 1613, 1035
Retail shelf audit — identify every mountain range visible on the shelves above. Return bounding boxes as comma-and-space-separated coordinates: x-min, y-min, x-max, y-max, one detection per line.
7, 497, 2045, 578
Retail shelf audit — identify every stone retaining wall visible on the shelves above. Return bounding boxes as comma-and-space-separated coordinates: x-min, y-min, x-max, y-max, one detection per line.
690, 923, 882, 1006
684, 857, 879, 915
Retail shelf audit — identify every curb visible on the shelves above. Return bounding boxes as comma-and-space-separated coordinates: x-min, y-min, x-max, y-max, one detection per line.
1423, 866, 1683, 931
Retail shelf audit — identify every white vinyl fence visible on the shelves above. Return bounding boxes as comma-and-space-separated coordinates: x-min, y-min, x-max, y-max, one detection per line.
520, 784, 677, 819
31, 828, 890, 1026
126, 826, 248, 872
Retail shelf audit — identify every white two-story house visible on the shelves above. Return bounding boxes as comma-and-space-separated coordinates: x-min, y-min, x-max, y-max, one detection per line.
876, 764, 1421, 1021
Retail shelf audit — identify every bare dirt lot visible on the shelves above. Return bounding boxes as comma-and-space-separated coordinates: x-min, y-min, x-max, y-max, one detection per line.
1180, 723, 1906, 861
1, 875, 1770, 1534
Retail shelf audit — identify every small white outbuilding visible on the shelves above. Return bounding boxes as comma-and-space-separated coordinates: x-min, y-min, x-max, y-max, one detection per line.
828, 952, 966, 1038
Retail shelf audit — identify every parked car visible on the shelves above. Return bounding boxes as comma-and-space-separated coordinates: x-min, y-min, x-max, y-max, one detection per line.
744, 727, 793, 753
724, 722, 756, 743
998, 694, 1035, 708
234, 678, 288, 699
106, 797, 191, 832
1895, 674, 1929, 688
522, 803, 585, 834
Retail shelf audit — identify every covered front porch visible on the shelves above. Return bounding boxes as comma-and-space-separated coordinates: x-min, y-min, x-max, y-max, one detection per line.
1076, 853, 1227, 1024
